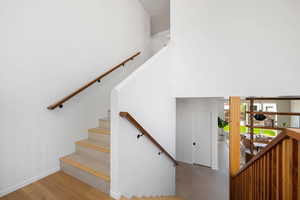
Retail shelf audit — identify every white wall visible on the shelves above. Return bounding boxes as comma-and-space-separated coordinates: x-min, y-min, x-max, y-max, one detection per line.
139, 0, 170, 35
171, 0, 300, 97
291, 101, 300, 128
274, 101, 291, 127
109, 0, 300, 197
85, 48, 152, 129
151, 30, 170, 56
176, 98, 223, 170
111, 47, 175, 198
0, 0, 150, 196
151, 13, 170, 35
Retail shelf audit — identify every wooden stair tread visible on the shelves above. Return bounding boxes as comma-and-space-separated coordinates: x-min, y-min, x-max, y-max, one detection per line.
60, 153, 110, 182
76, 139, 110, 153
88, 127, 110, 135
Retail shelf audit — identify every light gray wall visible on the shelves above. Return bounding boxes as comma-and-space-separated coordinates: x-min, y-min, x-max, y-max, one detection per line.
151, 30, 170, 55
0, 0, 150, 197
151, 11, 170, 35
291, 101, 300, 128
112, 48, 175, 197
139, 0, 170, 35
171, 0, 300, 97
276, 101, 291, 127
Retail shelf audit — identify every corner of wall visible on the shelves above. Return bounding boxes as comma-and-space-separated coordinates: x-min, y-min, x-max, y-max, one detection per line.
110, 45, 175, 197
110, 89, 120, 197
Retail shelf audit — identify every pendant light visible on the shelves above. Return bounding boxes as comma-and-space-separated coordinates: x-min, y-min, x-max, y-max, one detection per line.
254, 103, 266, 121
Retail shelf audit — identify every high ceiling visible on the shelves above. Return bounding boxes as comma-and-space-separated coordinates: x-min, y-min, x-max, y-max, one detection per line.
139, 0, 170, 17
139, 0, 170, 35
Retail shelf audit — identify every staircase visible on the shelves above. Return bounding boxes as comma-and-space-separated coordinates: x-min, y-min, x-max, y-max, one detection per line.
49, 53, 179, 198
60, 118, 111, 194
121, 196, 183, 200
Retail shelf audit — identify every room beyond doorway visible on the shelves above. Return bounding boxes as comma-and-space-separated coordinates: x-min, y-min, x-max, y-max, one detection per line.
175, 97, 229, 200
175, 97, 226, 170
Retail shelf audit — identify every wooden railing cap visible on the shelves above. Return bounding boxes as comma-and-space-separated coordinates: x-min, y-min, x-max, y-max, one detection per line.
233, 127, 300, 178
285, 128, 300, 141
119, 112, 129, 117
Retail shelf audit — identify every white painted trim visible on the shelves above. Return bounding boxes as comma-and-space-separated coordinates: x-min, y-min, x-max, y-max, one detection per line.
211, 111, 219, 170
0, 167, 60, 197
110, 191, 121, 200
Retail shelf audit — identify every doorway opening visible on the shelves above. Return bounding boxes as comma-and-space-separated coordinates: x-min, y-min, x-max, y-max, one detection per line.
175, 97, 229, 200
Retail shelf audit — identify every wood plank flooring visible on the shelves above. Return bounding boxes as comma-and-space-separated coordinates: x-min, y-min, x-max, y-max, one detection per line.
0, 171, 114, 200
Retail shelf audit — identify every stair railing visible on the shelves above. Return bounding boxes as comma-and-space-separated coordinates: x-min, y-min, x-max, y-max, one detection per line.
119, 112, 178, 166
47, 52, 141, 110
231, 128, 300, 200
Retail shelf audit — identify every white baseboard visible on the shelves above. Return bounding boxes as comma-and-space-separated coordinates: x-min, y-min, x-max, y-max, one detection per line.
110, 191, 121, 200
0, 167, 60, 197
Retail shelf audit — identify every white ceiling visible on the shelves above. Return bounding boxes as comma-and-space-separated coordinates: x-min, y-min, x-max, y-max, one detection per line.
139, 0, 170, 17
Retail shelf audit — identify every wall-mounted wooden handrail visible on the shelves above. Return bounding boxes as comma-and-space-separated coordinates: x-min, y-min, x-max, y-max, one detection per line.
47, 52, 141, 110
119, 112, 178, 166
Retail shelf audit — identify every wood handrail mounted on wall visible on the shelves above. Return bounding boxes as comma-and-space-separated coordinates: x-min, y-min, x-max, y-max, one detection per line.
119, 112, 178, 166
47, 52, 141, 110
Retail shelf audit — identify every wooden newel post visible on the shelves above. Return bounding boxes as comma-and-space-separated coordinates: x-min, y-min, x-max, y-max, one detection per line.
229, 97, 241, 200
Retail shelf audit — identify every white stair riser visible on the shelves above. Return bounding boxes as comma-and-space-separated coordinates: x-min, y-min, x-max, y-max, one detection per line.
61, 161, 110, 194
99, 120, 110, 129
88, 132, 110, 144
75, 145, 110, 174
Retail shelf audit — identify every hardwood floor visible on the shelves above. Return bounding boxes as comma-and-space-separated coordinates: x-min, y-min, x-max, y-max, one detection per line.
176, 142, 229, 200
0, 171, 114, 200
